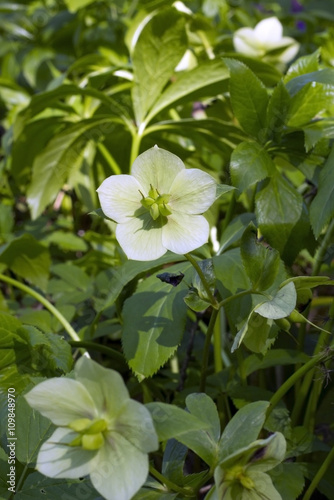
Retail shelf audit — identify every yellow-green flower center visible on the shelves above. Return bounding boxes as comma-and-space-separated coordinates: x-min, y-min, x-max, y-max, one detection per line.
225, 465, 255, 490
140, 185, 172, 221
68, 418, 108, 451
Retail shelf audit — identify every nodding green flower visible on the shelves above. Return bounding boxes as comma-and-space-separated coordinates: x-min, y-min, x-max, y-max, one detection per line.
97, 146, 217, 261
25, 357, 158, 500
233, 17, 300, 65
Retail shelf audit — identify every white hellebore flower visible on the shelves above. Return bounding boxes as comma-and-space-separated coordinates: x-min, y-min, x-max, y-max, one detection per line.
25, 357, 158, 500
97, 146, 217, 261
233, 17, 300, 65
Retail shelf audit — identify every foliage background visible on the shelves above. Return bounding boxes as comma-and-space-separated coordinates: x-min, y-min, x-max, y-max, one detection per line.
0, 0, 334, 498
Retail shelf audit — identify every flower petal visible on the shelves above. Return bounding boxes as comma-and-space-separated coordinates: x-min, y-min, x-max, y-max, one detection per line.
254, 17, 283, 44
131, 146, 185, 194
234, 28, 263, 57
276, 39, 300, 62
89, 433, 149, 500
169, 168, 217, 214
25, 379, 98, 425
116, 214, 166, 261
116, 399, 158, 453
36, 427, 95, 478
162, 213, 210, 255
97, 174, 143, 223
75, 357, 130, 419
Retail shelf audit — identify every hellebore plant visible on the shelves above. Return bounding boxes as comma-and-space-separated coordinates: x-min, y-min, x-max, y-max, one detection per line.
233, 17, 300, 65
208, 433, 286, 500
97, 146, 218, 261
24, 357, 158, 500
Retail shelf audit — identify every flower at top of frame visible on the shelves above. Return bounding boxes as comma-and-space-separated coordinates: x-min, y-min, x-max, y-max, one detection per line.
96, 146, 218, 261
25, 357, 158, 500
233, 17, 300, 65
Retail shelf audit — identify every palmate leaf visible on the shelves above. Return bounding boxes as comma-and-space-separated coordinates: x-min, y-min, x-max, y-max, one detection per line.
131, 7, 188, 126
122, 262, 191, 379
26, 117, 116, 219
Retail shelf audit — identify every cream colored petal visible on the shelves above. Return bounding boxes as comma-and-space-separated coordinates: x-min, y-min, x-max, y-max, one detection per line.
75, 357, 130, 419
254, 17, 283, 44
233, 28, 264, 57
169, 168, 217, 214
89, 433, 149, 500
162, 213, 210, 255
36, 427, 95, 478
25, 378, 98, 425
97, 174, 143, 223
116, 214, 166, 261
277, 39, 300, 63
131, 146, 185, 194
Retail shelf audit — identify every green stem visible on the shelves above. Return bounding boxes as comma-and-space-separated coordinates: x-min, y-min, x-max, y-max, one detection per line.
266, 350, 332, 420
213, 309, 223, 373
312, 218, 334, 276
130, 130, 143, 167
291, 299, 334, 427
217, 289, 254, 309
149, 465, 193, 496
97, 143, 121, 175
68, 341, 126, 365
0, 273, 80, 342
184, 253, 218, 307
200, 308, 219, 392
302, 445, 334, 500
219, 190, 236, 238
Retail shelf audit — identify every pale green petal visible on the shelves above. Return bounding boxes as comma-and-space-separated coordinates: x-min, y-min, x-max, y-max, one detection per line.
97, 174, 143, 223
234, 28, 264, 57
36, 427, 95, 478
89, 433, 149, 500
25, 379, 98, 425
248, 471, 283, 500
75, 357, 129, 419
254, 17, 282, 44
169, 169, 217, 214
116, 214, 166, 261
162, 213, 209, 255
116, 400, 158, 453
131, 147, 184, 195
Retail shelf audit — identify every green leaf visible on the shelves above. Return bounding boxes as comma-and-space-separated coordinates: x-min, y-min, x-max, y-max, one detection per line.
287, 82, 334, 128
218, 401, 270, 462
255, 282, 297, 319
169, 393, 221, 466
51, 263, 91, 292
270, 462, 305, 500
162, 439, 188, 485
26, 117, 114, 219
15, 395, 54, 466
132, 7, 187, 125
284, 50, 320, 83
230, 141, 274, 193
244, 349, 308, 377
0, 205, 14, 243
146, 402, 209, 441
231, 310, 274, 354
192, 258, 215, 301
145, 59, 229, 124
265, 80, 291, 140
101, 253, 186, 311
310, 145, 334, 238
122, 263, 190, 378
241, 223, 280, 291
63, 0, 96, 11
14, 472, 98, 500
224, 58, 269, 139
255, 174, 303, 261
218, 213, 255, 255
0, 234, 50, 292
285, 68, 334, 97
184, 290, 211, 312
